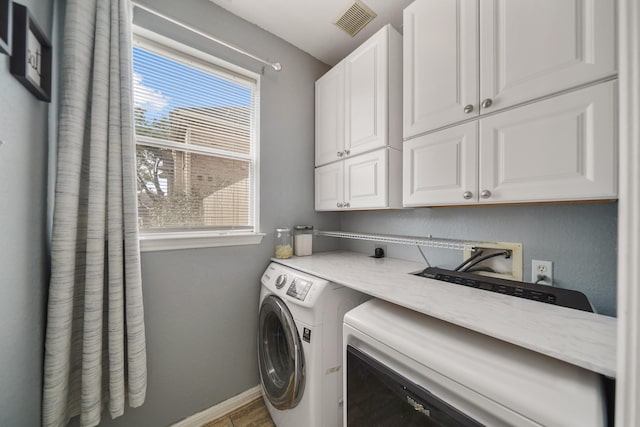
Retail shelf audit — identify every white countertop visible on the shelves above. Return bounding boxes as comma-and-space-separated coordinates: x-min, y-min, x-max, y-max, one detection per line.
272, 250, 617, 378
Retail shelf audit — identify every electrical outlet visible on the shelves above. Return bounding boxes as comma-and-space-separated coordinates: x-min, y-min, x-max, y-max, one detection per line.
462, 242, 523, 281
531, 260, 553, 286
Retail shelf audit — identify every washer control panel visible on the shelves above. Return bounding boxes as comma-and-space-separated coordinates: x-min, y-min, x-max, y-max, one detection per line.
286, 278, 313, 301
261, 263, 329, 306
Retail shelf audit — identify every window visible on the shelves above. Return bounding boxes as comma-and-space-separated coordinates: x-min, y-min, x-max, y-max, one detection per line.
132, 31, 263, 251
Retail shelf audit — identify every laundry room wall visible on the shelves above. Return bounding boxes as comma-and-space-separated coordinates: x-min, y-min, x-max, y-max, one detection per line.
52, 1, 619, 426
88, 1, 336, 426
0, 0, 53, 425
338, 202, 618, 317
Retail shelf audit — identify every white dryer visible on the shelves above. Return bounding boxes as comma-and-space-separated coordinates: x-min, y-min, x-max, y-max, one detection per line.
258, 262, 366, 427
344, 298, 608, 427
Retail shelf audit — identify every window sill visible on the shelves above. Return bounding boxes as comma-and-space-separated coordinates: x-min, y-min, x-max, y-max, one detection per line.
139, 231, 265, 252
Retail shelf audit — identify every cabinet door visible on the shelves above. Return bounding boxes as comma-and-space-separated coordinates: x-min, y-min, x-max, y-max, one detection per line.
480, 0, 615, 113
479, 81, 616, 204
403, 122, 478, 206
344, 149, 388, 209
344, 27, 388, 156
315, 162, 344, 211
315, 63, 345, 166
403, 0, 479, 138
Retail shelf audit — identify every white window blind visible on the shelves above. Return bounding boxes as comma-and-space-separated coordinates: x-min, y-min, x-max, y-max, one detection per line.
132, 35, 259, 234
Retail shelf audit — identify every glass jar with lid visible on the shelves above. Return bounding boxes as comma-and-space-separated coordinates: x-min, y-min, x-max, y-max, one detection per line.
274, 227, 293, 259
294, 225, 313, 256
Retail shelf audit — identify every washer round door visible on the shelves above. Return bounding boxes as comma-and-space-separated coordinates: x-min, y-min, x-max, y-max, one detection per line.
258, 295, 306, 409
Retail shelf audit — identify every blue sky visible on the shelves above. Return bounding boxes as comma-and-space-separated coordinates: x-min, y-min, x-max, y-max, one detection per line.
132, 47, 252, 120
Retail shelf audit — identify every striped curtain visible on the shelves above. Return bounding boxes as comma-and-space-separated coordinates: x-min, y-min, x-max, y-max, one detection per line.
43, 0, 147, 426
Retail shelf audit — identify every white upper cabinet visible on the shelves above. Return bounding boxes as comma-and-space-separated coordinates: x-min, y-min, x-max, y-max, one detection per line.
479, 0, 616, 115
403, 81, 617, 206
315, 63, 344, 167
315, 148, 402, 211
314, 24, 403, 211
315, 24, 402, 167
403, 0, 479, 138
344, 149, 390, 209
479, 80, 617, 204
345, 26, 390, 157
404, 121, 478, 206
314, 161, 344, 211
403, 0, 616, 138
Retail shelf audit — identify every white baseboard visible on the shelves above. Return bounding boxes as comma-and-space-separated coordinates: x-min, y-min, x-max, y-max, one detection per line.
171, 385, 263, 427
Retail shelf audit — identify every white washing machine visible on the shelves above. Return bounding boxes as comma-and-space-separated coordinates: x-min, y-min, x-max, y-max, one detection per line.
258, 262, 367, 427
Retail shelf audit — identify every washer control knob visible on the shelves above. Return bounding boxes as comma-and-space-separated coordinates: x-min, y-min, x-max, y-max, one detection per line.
275, 274, 287, 289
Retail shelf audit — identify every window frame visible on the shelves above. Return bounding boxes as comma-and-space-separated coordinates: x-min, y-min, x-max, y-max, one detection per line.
132, 26, 264, 252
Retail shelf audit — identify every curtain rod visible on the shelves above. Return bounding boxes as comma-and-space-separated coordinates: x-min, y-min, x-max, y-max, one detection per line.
130, 2, 282, 72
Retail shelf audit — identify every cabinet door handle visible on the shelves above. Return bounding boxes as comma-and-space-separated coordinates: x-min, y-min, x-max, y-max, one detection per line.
480, 190, 492, 199
481, 98, 493, 109
344, 202, 350, 208
463, 191, 473, 200
463, 104, 474, 114
344, 149, 351, 155
337, 151, 344, 157
337, 202, 344, 208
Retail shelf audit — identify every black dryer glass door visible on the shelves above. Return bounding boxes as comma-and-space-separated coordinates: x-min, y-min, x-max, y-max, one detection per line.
347, 345, 485, 427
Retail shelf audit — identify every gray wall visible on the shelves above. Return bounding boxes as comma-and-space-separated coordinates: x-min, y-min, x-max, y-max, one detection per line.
93, 1, 337, 426
339, 203, 618, 316
0, 0, 53, 425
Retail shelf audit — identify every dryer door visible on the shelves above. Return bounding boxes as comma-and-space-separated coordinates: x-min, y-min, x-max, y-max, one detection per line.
258, 295, 306, 409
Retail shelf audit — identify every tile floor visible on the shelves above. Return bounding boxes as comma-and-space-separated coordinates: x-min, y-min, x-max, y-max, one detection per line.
202, 397, 275, 427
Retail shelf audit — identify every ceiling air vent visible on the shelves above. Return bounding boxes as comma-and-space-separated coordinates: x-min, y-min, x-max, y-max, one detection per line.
334, 0, 377, 37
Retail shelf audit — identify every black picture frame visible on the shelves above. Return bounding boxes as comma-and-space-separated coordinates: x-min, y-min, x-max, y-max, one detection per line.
0, 0, 11, 55
10, 3, 51, 102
